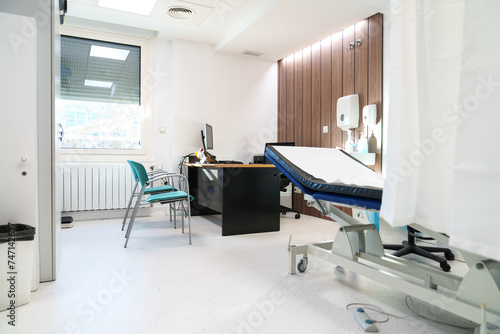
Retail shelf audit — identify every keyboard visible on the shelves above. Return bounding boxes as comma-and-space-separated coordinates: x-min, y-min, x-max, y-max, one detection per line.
217, 160, 243, 164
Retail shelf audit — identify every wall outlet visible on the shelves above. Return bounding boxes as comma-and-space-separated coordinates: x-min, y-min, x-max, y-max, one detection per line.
323, 125, 328, 133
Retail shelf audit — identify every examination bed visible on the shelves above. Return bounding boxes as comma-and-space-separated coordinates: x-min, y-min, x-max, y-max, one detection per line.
265, 145, 500, 332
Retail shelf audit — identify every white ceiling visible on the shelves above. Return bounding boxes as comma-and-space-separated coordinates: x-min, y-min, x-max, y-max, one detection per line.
66, 0, 389, 62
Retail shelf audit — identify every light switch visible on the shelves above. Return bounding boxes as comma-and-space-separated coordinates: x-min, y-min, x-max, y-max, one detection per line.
159, 127, 166, 134
323, 126, 328, 133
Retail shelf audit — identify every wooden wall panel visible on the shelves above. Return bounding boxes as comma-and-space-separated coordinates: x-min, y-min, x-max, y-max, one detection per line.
277, 13, 383, 219
341, 25, 355, 228
278, 59, 286, 142
320, 37, 332, 148
285, 57, 295, 142
294, 52, 303, 146
369, 13, 383, 174
302, 47, 312, 147
331, 32, 343, 150
292, 52, 303, 213
311, 43, 321, 148
301, 47, 313, 216
342, 26, 355, 96
311, 42, 322, 217
354, 19, 369, 140
369, 13, 383, 125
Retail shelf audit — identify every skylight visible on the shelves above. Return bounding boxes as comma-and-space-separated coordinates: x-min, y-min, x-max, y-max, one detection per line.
97, 0, 158, 16
90, 45, 130, 61
84, 80, 114, 89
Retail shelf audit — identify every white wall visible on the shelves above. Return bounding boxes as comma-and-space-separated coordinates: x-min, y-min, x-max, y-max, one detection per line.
152, 38, 174, 171
160, 40, 278, 171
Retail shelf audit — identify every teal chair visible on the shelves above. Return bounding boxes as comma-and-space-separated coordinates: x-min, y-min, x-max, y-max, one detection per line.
124, 160, 192, 247
121, 160, 176, 231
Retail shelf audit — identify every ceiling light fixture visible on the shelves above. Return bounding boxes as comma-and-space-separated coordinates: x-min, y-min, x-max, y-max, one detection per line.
167, 6, 195, 19
242, 50, 264, 57
98, 0, 158, 16
90, 45, 130, 61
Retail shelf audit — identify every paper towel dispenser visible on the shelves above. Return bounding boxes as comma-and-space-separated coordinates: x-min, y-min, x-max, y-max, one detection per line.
337, 94, 359, 130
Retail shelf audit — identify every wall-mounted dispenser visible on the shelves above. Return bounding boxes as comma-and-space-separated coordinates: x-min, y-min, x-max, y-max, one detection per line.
362, 104, 377, 125
337, 94, 359, 130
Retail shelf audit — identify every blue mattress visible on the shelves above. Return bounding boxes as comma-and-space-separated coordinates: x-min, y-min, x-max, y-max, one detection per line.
265, 145, 382, 210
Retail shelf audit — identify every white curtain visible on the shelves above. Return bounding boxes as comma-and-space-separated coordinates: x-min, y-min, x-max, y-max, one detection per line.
380, 0, 500, 261
449, 0, 500, 261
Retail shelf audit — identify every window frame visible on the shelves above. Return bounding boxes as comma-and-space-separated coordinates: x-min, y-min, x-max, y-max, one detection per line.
58, 26, 153, 162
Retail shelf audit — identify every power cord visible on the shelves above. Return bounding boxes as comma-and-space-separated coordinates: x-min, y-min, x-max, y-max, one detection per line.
346, 296, 477, 330
346, 296, 413, 323
178, 153, 196, 174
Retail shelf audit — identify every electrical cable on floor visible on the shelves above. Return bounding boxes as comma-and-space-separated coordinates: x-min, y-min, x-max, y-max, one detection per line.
346, 296, 477, 330
346, 296, 413, 323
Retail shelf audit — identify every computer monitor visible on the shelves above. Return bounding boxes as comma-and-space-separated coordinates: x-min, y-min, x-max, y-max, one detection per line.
200, 124, 214, 151
204, 123, 213, 150
264, 142, 295, 164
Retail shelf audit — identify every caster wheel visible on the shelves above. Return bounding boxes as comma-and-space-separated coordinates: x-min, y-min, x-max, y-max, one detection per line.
440, 263, 451, 272
295, 213, 301, 219
445, 252, 455, 261
297, 258, 308, 273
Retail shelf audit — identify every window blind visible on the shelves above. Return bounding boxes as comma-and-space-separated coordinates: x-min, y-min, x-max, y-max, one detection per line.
61, 36, 141, 105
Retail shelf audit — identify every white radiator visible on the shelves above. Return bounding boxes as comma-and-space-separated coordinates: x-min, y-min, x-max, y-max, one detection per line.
60, 163, 136, 212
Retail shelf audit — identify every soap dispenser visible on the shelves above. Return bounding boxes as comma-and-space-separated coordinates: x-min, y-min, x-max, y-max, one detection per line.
368, 131, 377, 153
346, 130, 355, 153
358, 131, 368, 153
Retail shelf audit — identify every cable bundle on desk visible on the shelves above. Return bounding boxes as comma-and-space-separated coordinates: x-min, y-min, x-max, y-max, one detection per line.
178, 153, 196, 175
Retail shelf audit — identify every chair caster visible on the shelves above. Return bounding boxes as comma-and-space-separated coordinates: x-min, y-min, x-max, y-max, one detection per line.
445, 252, 455, 261
295, 213, 301, 219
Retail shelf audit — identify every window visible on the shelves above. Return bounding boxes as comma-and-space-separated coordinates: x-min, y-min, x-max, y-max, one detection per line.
60, 35, 143, 151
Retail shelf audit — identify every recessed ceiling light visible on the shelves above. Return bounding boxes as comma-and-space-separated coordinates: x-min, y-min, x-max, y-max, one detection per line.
84, 80, 114, 88
242, 50, 264, 57
98, 0, 158, 16
167, 6, 195, 19
90, 45, 130, 61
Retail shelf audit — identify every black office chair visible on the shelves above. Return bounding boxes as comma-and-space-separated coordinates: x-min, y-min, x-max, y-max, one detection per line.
263, 142, 301, 219
383, 226, 454, 271
280, 176, 301, 219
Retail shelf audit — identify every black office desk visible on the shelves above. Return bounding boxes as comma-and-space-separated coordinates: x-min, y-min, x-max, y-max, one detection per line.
185, 164, 280, 236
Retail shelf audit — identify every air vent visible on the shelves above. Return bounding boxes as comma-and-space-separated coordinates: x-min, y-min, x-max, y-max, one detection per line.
167, 6, 195, 19
242, 50, 264, 57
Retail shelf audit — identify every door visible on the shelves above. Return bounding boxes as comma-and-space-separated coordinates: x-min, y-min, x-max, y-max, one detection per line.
0, 12, 39, 290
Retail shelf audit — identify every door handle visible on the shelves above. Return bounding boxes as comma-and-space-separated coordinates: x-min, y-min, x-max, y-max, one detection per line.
57, 123, 64, 142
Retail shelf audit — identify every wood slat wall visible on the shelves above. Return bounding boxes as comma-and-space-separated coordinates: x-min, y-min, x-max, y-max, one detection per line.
277, 13, 383, 218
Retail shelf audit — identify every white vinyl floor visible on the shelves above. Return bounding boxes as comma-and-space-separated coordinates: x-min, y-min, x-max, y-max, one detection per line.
0, 213, 477, 334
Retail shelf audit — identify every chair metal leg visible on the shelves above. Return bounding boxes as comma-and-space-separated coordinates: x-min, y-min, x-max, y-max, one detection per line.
187, 198, 191, 245
173, 202, 177, 230
121, 181, 139, 231
173, 202, 177, 229
180, 202, 185, 234
124, 192, 143, 248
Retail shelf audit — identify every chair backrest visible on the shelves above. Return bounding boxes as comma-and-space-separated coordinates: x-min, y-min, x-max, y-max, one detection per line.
127, 160, 139, 182
128, 160, 149, 187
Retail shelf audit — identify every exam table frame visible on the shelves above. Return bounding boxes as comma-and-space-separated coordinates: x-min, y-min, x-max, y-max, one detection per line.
265, 148, 500, 332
